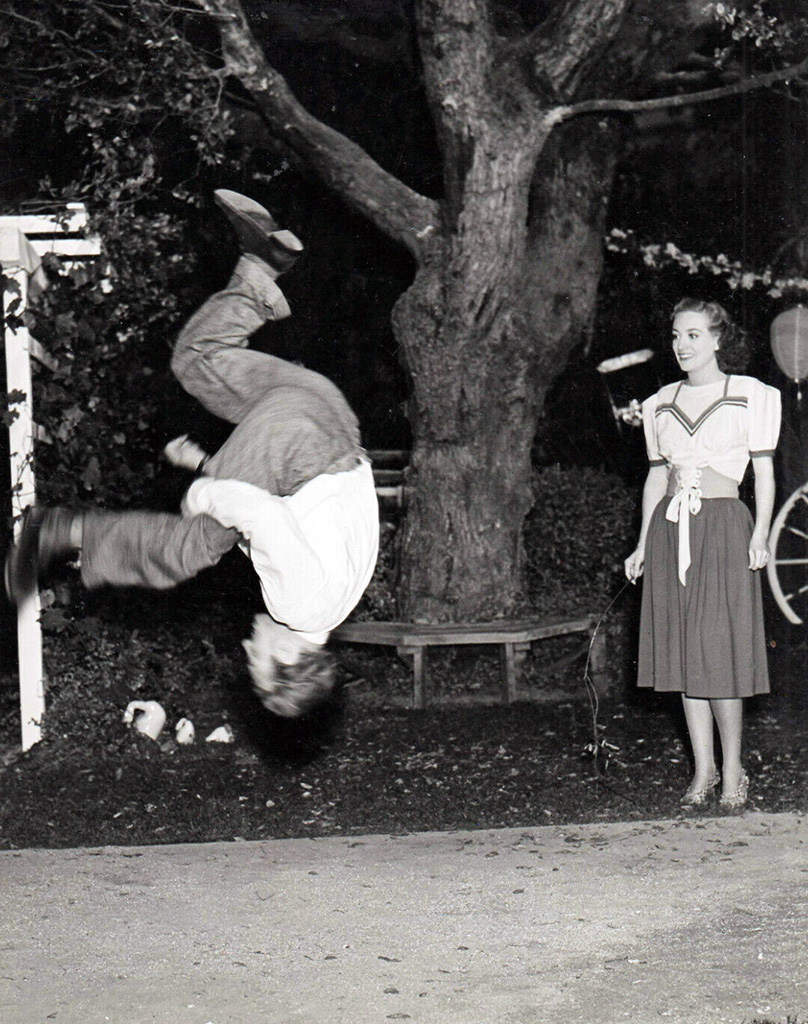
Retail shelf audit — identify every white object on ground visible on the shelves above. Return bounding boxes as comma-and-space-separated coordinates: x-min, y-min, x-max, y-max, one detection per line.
122, 700, 166, 741
206, 724, 235, 744
175, 718, 195, 745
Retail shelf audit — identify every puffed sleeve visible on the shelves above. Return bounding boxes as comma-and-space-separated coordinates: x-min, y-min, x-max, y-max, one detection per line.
748, 379, 781, 458
641, 392, 665, 466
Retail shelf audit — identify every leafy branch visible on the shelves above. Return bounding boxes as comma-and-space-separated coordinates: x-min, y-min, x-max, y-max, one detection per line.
548, 55, 808, 126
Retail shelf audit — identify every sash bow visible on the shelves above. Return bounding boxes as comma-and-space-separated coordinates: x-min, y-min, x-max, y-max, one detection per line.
665, 464, 704, 586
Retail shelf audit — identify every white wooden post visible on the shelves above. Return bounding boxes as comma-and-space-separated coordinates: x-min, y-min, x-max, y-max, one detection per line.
1, 225, 45, 750
1, 205, 99, 750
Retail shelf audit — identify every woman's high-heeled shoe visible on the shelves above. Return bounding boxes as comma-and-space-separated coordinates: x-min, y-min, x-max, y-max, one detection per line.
719, 770, 749, 811
680, 769, 720, 807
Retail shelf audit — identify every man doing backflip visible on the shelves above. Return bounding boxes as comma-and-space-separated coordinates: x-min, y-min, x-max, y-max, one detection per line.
5, 190, 380, 718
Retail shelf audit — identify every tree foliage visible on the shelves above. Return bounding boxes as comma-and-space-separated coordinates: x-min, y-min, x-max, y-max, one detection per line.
1, 1, 232, 180
29, 213, 198, 509
0, 2, 230, 508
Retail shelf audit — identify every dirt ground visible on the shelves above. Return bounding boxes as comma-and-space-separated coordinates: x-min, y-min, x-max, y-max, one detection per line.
1, 632, 807, 850
2, 814, 807, 1024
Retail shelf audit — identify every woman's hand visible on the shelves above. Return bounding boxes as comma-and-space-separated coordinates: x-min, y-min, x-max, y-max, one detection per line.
748, 531, 771, 572
624, 546, 645, 584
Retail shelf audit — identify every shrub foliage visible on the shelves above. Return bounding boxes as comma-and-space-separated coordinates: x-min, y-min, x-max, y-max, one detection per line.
524, 465, 639, 617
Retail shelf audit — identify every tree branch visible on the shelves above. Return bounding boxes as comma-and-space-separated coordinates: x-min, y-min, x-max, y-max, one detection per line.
654, 69, 741, 86
415, 0, 493, 108
190, 0, 438, 261
526, 0, 632, 101
413, 0, 505, 219
548, 56, 808, 124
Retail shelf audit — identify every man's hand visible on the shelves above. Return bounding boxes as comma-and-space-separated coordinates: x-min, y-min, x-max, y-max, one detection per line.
163, 434, 210, 473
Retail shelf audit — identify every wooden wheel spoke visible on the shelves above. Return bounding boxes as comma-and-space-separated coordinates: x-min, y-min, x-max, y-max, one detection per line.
767, 482, 808, 624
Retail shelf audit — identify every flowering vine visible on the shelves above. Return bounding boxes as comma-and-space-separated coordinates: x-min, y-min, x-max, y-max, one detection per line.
606, 228, 808, 299
706, 2, 800, 52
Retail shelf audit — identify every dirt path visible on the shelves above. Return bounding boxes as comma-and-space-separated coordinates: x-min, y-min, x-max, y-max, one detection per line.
1, 812, 806, 1024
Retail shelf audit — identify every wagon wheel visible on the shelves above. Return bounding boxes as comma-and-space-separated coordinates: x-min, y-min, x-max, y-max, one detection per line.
767, 481, 808, 625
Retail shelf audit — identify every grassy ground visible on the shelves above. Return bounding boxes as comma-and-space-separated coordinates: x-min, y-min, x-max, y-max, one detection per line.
1, 558, 807, 851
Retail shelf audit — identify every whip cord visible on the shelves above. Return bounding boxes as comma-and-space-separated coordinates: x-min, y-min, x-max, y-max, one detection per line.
581, 579, 642, 804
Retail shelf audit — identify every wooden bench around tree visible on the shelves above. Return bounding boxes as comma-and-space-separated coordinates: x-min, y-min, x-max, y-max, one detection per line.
332, 615, 607, 709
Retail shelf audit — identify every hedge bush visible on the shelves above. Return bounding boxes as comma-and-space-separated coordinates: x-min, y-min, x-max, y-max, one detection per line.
523, 464, 639, 617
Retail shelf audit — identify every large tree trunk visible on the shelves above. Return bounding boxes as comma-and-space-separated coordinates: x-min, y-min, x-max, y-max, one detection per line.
393, 259, 540, 621
383, 0, 634, 622
393, 116, 621, 622
392, 127, 542, 620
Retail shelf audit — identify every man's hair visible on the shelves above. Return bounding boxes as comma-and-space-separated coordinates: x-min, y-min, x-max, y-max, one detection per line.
243, 616, 337, 718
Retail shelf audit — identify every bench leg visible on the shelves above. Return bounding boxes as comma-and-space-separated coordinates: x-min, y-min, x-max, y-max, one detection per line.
500, 644, 516, 704
500, 642, 529, 704
397, 645, 427, 709
588, 629, 609, 697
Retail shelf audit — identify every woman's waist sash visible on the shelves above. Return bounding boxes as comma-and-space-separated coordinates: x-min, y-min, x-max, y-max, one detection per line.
664, 464, 739, 585
665, 465, 738, 499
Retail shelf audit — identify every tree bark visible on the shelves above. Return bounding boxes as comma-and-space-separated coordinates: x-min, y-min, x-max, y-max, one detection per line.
387, 0, 631, 621
393, 115, 621, 621
525, 117, 623, 387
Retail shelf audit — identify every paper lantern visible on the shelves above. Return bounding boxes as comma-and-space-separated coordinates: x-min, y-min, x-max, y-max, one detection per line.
771, 306, 808, 383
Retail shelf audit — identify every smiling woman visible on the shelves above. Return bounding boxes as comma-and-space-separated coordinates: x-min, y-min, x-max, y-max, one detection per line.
624, 298, 781, 813
671, 308, 722, 382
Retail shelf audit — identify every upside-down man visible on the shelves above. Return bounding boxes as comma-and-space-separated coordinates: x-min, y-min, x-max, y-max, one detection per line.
5, 190, 379, 718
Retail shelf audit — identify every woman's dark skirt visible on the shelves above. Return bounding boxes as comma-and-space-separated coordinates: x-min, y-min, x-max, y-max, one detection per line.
638, 497, 770, 698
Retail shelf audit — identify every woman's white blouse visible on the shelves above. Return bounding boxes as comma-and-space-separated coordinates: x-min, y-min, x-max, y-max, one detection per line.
641, 375, 781, 585
642, 374, 781, 482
